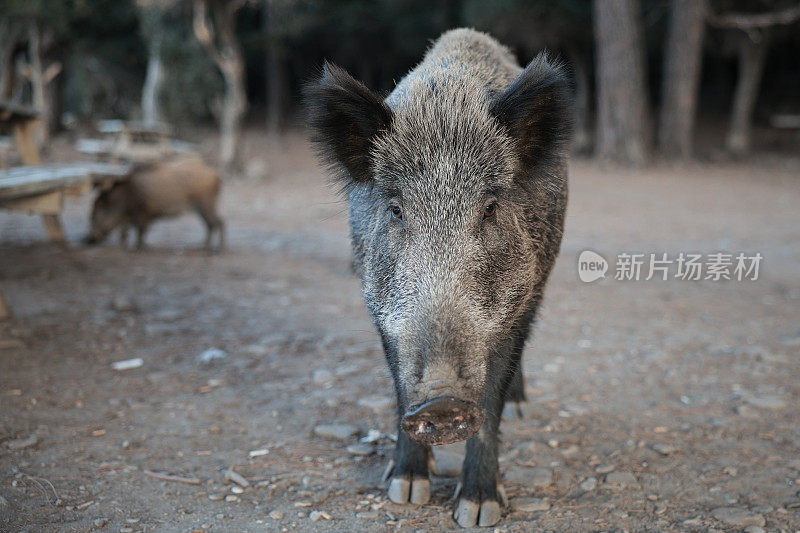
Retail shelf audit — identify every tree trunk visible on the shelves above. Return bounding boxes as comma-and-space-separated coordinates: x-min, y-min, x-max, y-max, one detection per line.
28, 21, 48, 148
593, 0, 651, 166
264, 0, 286, 135
658, 0, 707, 159
219, 57, 247, 172
141, 27, 164, 126
566, 46, 592, 154
0, 21, 20, 100
193, 0, 248, 173
725, 31, 769, 155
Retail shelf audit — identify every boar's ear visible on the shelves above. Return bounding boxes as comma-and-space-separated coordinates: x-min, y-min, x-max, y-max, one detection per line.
490, 53, 572, 172
305, 62, 392, 184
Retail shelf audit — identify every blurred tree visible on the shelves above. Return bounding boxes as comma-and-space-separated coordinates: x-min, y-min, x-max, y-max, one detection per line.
658, 0, 707, 159
593, 0, 651, 166
193, 0, 250, 172
709, 1, 800, 155
137, 0, 180, 126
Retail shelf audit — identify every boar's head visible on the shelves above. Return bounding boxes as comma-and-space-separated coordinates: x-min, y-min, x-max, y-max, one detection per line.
307, 55, 571, 445
86, 183, 129, 245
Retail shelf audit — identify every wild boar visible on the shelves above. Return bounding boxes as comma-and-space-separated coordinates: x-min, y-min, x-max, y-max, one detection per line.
306, 28, 571, 527
86, 157, 224, 251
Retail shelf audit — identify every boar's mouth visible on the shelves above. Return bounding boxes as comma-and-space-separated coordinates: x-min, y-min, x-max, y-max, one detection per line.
401, 397, 485, 446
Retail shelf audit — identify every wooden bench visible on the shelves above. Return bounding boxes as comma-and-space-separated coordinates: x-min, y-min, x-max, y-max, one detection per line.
0, 162, 131, 319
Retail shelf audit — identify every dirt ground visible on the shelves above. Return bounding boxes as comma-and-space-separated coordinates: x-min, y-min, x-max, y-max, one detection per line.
1, 133, 799, 532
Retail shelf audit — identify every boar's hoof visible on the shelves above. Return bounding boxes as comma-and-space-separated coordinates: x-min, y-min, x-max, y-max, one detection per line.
388, 476, 430, 505
401, 397, 484, 446
454, 498, 501, 528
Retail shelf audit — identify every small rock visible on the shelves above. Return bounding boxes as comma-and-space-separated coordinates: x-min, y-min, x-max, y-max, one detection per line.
745, 395, 787, 409
0, 495, 8, 507
744, 526, 765, 533
120, 528, 133, 533
579, 477, 597, 491
516, 497, 550, 512
309, 510, 323, 522
313, 424, 358, 440
111, 358, 143, 371
711, 507, 765, 528
92, 518, 109, 528
561, 445, 580, 458
506, 467, 553, 487
111, 295, 138, 313
230, 486, 244, 494
312, 369, 333, 384
605, 471, 638, 488
269, 510, 284, 520
653, 443, 679, 456
208, 493, 224, 501
357, 395, 393, 411
358, 511, 380, 520
225, 495, 239, 502
595, 464, 615, 474
432, 443, 464, 477
197, 348, 228, 366
346, 443, 374, 456
6, 434, 38, 450
735, 404, 760, 418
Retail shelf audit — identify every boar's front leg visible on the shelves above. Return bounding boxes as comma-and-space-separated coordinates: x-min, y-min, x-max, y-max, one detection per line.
453, 390, 506, 527
387, 429, 431, 505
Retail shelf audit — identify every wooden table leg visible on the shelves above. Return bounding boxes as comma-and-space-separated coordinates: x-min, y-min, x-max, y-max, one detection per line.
41, 213, 66, 243
12, 118, 42, 165
0, 286, 11, 320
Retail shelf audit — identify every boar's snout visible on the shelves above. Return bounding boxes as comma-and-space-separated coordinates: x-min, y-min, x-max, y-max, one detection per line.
401, 397, 484, 446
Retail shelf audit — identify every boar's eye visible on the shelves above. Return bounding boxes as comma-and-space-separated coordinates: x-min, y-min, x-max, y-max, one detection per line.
483, 203, 497, 219
390, 205, 403, 220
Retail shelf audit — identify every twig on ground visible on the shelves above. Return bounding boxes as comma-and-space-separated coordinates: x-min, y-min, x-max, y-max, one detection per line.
144, 470, 201, 485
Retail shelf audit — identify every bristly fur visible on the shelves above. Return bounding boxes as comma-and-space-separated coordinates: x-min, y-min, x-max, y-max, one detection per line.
490, 52, 573, 176
304, 62, 393, 188
305, 28, 572, 528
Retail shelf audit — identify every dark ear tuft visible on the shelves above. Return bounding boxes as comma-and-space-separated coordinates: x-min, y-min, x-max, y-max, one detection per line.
304, 62, 393, 184
490, 53, 572, 172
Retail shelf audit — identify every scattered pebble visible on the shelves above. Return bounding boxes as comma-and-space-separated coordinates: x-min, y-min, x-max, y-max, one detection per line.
595, 464, 615, 474
0, 495, 8, 508
432, 443, 464, 477
745, 394, 787, 409
269, 510, 284, 520
579, 477, 597, 491
744, 526, 765, 533
357, 511, 380, 520
313, 424, 358, 440
312, 369, 333, 384
224, 468, 250, 488
111, 295, 138, 313
605, 471, 638, 488
197, 348, 228, 366
515, 497, 550, 512
208, 493, 224, 501
506, 467, 553, 487
711, 507, 765, 528
309, 510, 332, 521
231, 486, 244, 494
225, 495, 238, 502
120, 528, 133, 533
6, 434, 38, 450
346, 443, 374, 456
653, 443, 679, 456
248, 448, 269, 458
111, 358, 143, 371
92, 517, 109, 528
357, 395, 393, 411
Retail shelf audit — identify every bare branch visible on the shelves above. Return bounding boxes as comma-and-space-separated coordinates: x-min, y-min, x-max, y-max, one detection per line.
708, 3, 800, 29
192, 0, 224, 67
